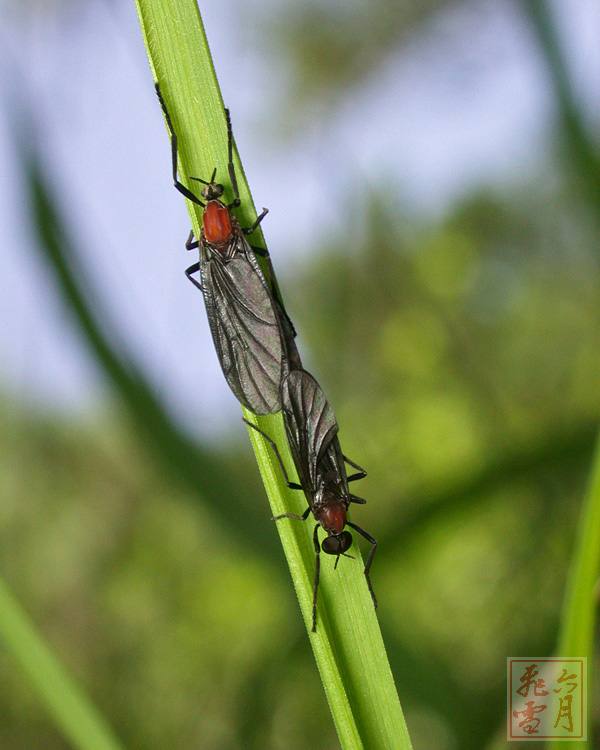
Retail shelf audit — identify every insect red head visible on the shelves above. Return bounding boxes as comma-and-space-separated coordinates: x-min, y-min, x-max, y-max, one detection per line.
319, 502, 347, 536
203, 200, 233, 246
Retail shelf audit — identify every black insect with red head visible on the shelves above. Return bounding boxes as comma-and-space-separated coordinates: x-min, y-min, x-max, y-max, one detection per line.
155, 83, 299, 415
246, 369, 377, 632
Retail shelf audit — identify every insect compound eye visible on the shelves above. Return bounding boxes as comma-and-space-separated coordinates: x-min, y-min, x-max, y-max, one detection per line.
322, 531, 353, 556
338, 531, 353, 553
321, 536, 340, 555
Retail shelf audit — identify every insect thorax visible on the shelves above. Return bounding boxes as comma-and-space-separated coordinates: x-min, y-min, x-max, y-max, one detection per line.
201, 221, 245, 260
313, 485, 347, 536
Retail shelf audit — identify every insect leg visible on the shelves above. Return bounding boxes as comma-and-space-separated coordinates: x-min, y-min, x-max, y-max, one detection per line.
272, 506, 311, 523
243, 419, 302, 490
249, 245, 268, 259
155, 83, 205, 208
347, 494, 367, 505
225, 108, 241, 209
312, 523, 321, 632
346, 522, 377, 610
242, 208, 269, 236
185, 263, 203, 292
186, 231, 199, 251
343, 454, 367, 483
275, 298, 299, 344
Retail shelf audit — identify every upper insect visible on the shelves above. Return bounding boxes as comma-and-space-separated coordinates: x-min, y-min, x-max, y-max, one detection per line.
155, 83, 299, 414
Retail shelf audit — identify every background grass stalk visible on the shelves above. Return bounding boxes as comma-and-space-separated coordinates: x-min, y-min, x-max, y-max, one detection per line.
134, 0, 411, 746
0, 577, 125, 750
547, 432, 600, 750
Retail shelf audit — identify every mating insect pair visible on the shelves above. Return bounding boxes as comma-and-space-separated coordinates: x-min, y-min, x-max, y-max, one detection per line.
156, 85, 376, 632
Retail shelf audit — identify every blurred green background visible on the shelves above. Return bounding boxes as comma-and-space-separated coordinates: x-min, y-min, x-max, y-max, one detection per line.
0, 0, 599, 748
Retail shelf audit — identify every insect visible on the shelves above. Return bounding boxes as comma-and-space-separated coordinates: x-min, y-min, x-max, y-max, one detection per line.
245, 369, 377, 632
156, 84, 298, 414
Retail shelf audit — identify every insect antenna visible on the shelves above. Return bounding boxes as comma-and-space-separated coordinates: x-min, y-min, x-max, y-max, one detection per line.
334, 551, 355, 569
190, 167, 218, 186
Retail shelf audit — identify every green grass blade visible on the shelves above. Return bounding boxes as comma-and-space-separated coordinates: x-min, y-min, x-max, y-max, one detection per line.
547, 432, 600, 750
134, 1, 412, 746
0, 577, 125, 750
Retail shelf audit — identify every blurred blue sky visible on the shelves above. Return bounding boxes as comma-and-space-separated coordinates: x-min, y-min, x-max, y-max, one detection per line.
0, 0, 597, 437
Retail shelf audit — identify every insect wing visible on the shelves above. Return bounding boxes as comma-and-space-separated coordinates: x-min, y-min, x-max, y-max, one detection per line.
282, 370, 339, 492
200, 240, 284, 415
247, 244, 302, 373
317, 434, 349, 496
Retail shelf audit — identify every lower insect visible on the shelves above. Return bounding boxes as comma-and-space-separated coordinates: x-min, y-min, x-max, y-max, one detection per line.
245, 369, 377, 632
